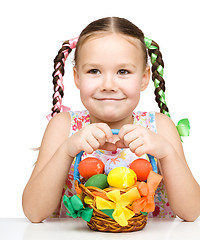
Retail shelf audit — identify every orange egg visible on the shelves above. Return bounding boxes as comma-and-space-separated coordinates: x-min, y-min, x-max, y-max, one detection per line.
78, 157, 104, 179
129, 159, 152, 181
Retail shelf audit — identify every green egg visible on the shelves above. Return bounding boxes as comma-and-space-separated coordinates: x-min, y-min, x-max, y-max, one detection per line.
85, 174, 109, 189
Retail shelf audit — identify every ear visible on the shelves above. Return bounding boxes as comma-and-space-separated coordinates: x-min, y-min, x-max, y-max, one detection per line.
141, 66, 150, 91
73, 67, 80, 89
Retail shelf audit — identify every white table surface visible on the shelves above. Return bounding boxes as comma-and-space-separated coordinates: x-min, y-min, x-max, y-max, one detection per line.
0, 218, 200, 240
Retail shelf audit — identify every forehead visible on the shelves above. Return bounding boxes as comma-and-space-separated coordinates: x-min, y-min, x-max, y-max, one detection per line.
77, 33, 144, 68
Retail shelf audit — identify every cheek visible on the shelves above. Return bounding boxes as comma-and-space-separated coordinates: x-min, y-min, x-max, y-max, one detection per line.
123, 80, 141, 99
79, 79, 96, 100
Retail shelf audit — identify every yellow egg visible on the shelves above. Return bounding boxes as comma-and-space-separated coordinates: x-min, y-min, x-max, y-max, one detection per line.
107, 167, 137, 188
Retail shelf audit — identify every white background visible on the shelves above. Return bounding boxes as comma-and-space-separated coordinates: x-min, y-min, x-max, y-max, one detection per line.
0, 0, 200, 218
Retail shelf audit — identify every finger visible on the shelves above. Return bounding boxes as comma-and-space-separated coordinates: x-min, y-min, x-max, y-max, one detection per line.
118, 124, 137, 140
91, 127, 107, 146
95, 123, 113, 142
85, 134, 101, 151
115, 140, 128, 149
123, 131, 139, 147
82, 140, 95, 154
129, 138, 144, 153
134, 145, 147, 157
99, 142, 117, 151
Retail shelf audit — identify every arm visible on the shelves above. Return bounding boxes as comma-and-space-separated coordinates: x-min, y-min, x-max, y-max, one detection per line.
156, 113, 200, 221
22, 112, 74, 223
116, 113, 200, 221
22, 113, 115, 223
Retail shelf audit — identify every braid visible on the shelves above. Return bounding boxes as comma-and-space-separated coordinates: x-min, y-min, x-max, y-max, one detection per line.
51, 41, 72, 117
144, 37, 170, 118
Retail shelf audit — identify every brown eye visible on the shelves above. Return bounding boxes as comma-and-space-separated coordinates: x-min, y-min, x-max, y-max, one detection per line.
118, 69, 129, 75
88, 69, 101, 74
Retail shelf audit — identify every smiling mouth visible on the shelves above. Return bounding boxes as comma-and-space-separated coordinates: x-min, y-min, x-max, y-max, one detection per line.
95, 98, 125, 101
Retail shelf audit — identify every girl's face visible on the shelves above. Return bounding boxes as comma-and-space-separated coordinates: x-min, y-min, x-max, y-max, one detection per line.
74, 33, 150, 128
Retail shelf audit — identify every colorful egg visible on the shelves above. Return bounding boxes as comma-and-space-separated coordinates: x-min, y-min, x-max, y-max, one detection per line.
129, 158, 152, 181
105, 158, 128, 175
85, 174, 109, 189
107, 167, 137, 188
78, 157, 104, 179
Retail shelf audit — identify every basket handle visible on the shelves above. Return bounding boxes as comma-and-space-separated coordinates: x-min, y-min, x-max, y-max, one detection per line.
74, 129, 157, 183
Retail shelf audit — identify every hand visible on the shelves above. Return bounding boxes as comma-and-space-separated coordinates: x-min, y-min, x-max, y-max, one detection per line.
115, 124, 173, 160
64, 123, 117, 158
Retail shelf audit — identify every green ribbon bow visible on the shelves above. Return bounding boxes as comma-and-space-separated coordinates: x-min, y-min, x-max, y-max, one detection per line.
63, 195, 93, 222
176, 118, 190, 137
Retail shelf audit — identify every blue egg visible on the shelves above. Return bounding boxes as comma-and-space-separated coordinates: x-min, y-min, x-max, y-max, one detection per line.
105, 158, 128, 175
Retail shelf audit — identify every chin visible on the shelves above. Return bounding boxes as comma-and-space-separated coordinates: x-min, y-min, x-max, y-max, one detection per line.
99, 112, 127, 124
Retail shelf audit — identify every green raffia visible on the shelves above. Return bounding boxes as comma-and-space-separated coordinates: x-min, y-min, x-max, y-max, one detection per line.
141, 211, 148, 216
100, 209, 114, 219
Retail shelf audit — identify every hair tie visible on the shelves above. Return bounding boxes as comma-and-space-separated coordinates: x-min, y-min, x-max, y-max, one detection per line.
144, 37, 152, 49
67, 37, 79, 49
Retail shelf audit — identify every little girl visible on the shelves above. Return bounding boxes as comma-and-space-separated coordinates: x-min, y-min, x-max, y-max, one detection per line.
22, 17, 200, 223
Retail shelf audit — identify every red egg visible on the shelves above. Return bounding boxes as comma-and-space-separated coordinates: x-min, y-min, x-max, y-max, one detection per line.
78, 157, 105, 179
129, 158, 152, 181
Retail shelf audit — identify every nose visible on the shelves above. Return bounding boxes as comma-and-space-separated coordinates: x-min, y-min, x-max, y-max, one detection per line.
100, 74, 117, 92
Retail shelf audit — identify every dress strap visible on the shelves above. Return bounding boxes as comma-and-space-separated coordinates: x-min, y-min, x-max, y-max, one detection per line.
68, 110, 90, 136
133, 111, 157, 133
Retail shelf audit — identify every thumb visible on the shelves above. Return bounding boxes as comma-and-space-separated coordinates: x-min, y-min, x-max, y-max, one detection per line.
115, 140, 128, 149
99, 142, 117, 151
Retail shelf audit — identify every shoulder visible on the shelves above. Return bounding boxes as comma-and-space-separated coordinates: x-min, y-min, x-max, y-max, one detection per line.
46, 109, 89, 137
41, 112, 71, 152
155, 112, 175, 128
39, 111, 71, 157
30, 112, 71, 180
47, 112, 71, 135
155, 112, 181, 142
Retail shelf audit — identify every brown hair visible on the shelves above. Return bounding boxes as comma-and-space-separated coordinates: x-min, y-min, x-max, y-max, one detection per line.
74, 17, 147, 68
51, 17, 169, 117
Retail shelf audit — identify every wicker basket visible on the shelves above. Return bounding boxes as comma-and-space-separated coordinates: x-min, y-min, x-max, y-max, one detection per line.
72, 129, 158, 233
76, 181, 148, 232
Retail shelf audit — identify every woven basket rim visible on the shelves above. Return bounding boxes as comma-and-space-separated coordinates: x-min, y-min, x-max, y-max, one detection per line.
74, 173, 151, 232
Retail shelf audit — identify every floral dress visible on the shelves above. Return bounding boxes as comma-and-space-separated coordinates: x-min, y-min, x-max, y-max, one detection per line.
49, 110, 176, 219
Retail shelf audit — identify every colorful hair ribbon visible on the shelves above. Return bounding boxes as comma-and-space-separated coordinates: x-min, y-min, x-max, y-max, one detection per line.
46, 37, 79, 121
144, 37, 158, 50
176, 118, 190, 142
46, 105, 71, 121
68, 37, 79, 49
62, 37, 79, 50
144, 36, 190, 139
48, 37, 79, 120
